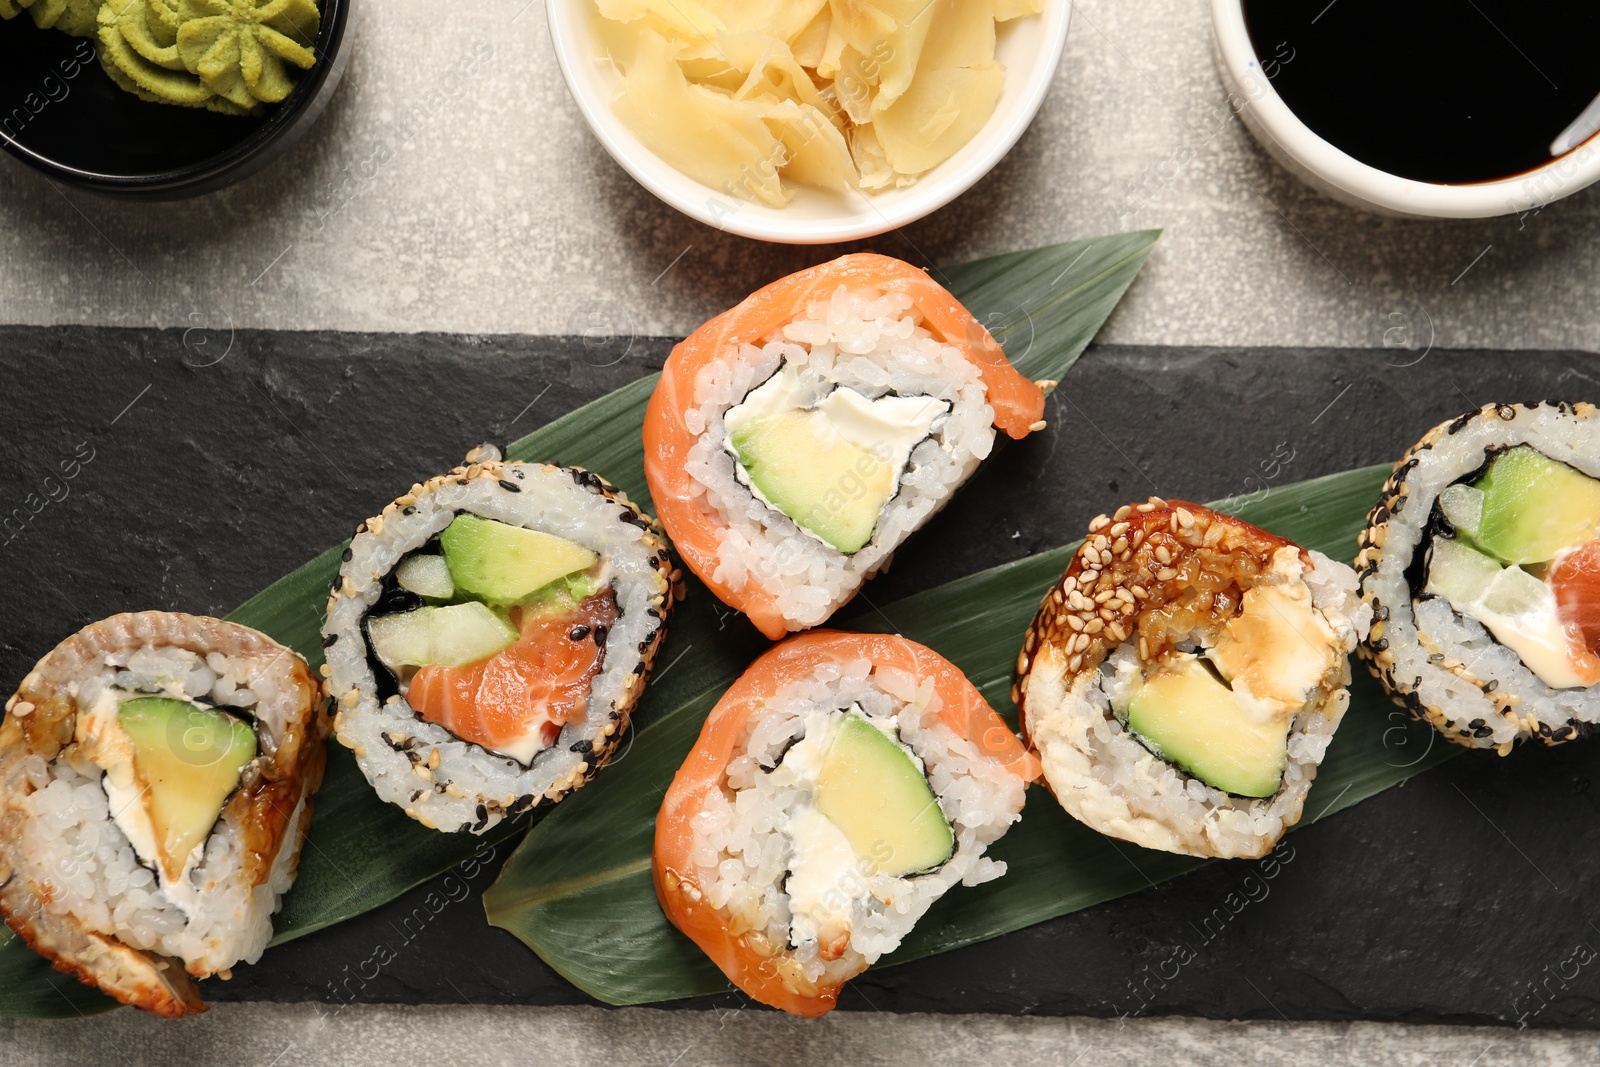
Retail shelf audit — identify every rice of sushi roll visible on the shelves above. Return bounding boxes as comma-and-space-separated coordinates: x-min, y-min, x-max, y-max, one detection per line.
1015, 499, 1370, 859
0, 611, 327, 1017
322, 446, 677, 834
1356, 402, 1600, 752
643, 253, 1048, 640
654, 630, 1036, 1017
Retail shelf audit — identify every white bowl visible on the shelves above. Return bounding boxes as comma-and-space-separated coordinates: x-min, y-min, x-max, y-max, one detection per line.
1210, 0, 1600, 219
548, 2, 1072, 244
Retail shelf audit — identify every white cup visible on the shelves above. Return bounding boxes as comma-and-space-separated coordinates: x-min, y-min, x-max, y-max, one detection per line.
1210, 0, 1600, 219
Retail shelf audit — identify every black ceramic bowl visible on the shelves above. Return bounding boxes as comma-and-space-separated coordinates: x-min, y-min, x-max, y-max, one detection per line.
0, 0, 349, 199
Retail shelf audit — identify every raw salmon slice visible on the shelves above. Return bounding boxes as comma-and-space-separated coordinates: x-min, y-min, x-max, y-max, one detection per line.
409, 590, 618, 758
1551, 539, 1600, 651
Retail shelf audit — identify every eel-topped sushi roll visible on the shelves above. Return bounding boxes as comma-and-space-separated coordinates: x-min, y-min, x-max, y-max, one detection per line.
1357, 402, 1600, 751
0, 612, 327, 1016
1016, 500, 1370, 859
644, 253, 1047, 639
323, 446, 677, 834
654, 631, 1035, 1016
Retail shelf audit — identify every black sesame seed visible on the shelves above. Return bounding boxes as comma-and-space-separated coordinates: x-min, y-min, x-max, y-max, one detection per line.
476, 803, 488, 823
569, 625, 591, 641
499, 480, 521, 493
571, 739, 594, 754
341, 546, 353, 563
322, 633, 339, 647
1447, 412, 1473, 434
594, 625, 609, 647
619, 510, 649, 529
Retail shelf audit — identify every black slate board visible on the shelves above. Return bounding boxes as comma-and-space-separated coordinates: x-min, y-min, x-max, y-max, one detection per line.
4, 327, 1600, 1029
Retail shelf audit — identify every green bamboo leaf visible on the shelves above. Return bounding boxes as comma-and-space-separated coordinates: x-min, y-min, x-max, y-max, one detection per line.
0, 233, 1158, 1018
482, 465, 1458, 1006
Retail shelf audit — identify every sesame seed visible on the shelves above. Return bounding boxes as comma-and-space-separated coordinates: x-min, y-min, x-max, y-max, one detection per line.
1176, 507, 1195, 527
1089, 515, 1111, 533
1028, 420, 1047, 432
1085, 619, 1104, 634
1149, 496, 1168, 509
1113, 506, 1132, 522
1155, 545, 1172, 564
1156, 567, 1178, 581
1068, 654, 1083, 672
1067, 615, 1085, 632
1112, 537, 1128, 554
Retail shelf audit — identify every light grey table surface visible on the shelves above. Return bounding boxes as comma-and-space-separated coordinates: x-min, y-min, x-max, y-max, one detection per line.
2, 0, 1598, 1063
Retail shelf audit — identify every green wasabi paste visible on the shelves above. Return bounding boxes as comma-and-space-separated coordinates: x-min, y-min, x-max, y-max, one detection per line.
3, 0, 320, 115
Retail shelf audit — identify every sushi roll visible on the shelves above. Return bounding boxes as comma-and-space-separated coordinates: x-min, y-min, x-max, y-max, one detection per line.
1356, 402, 1600, 752
643, 253, 1048, 640
1015, 499, 1370, 859
322, 446, 677, 834
0, 611, 327, 1017
654, 630, 1035, 1017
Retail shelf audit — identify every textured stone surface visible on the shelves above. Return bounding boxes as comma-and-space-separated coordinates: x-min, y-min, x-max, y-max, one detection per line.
2, 0, 1600, 350
4, 329, 1600, 1040
3, 1003, 1599, 1067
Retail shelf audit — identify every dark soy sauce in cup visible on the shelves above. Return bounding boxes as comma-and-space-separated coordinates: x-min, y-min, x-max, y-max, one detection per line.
1242, 0, 1600, 184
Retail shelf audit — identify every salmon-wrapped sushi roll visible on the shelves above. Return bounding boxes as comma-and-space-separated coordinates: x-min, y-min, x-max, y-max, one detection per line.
1015, 500, 1370, 859
322, 446, 677, 834
654, 631, 1036, 1017
0, 612, 327, 1016
644, 254, 1047, 640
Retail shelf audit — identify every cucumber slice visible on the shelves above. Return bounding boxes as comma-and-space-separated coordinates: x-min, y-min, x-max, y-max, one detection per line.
395, 554, 454, 599
1439, 484, 1484, 540
1425, 537, 1504, 606
367, 602, 518, 670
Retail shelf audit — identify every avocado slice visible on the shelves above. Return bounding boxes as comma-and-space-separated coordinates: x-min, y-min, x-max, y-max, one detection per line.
367, 602, 519, 670
814, 713, 954, 877
1125, 655, 1290, 798
439, 514, 597, 604
116, 697, 257, 883
730, 410, 896, 554
1472, 446, 1600, 565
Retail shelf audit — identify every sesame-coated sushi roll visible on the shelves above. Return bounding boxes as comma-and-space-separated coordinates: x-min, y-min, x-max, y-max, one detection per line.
0, 612, 327, 1017
1356, 402, 1600, 752
1015, 500, 1370, 859
644, 253, 1048, 640
654, 631, 1036, 1017
322, 446, 677, 834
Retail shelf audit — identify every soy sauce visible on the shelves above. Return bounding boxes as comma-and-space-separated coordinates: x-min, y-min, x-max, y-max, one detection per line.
1242, 0, 1600, 184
